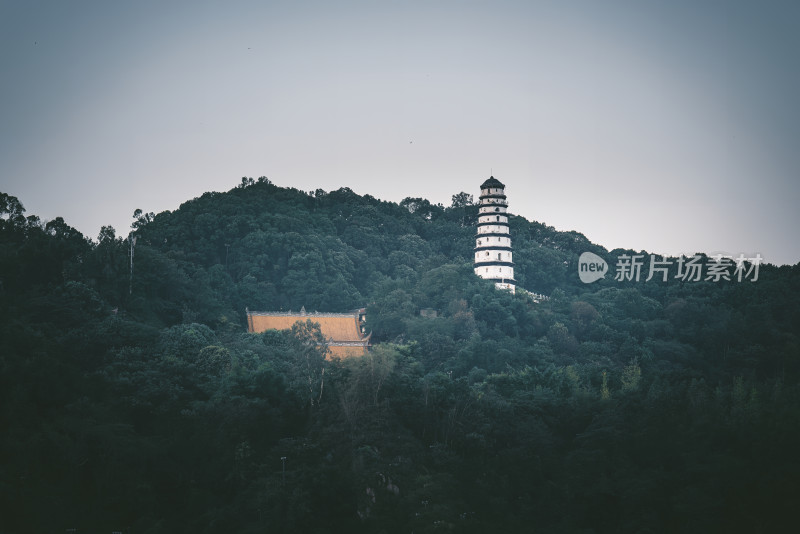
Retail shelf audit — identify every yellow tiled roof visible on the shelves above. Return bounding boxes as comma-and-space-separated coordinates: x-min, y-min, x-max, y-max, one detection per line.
246, 309, 369, 358
248, 315, 362, 341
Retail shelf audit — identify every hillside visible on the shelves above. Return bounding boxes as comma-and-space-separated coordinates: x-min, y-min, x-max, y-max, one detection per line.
1, 181, 799, 533
112, 177, 604, 326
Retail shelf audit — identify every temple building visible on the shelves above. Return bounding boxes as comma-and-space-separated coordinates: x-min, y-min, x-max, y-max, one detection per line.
246, 306, 371, 358
474, 176, 516, 293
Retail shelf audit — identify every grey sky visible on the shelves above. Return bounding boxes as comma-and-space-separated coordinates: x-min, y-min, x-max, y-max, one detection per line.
2, 0, 798, 265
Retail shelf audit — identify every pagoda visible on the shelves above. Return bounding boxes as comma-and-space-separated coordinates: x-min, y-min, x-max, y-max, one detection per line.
474, 176, 515, 293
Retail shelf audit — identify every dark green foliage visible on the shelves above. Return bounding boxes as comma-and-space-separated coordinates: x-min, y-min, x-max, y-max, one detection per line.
1, 184, 799, 533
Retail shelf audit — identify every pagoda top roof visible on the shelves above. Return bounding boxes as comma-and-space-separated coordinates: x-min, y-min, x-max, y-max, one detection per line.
480, 176, 505, 189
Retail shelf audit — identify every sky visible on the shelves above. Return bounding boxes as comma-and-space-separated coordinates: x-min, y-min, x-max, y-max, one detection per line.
2, 0, 799, 265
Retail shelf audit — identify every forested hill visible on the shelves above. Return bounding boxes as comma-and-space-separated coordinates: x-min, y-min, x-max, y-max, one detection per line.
110, 176, 607, 327
1, 181, 800, 533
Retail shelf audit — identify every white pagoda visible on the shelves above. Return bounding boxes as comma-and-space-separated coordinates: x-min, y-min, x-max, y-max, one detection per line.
473, 176, 515, 293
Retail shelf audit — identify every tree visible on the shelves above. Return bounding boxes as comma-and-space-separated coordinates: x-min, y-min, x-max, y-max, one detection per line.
620, 357, 642, 393
97, 225, 116, 243
131, 209, 155, 230
0, 192, 26, 228
450, 192, 473, 209
287, 320, 330, 408
365, 343, 399, 406
400, 197, 443, 220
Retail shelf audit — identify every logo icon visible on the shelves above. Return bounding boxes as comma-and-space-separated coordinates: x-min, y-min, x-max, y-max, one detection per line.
578, 252, 608, 283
